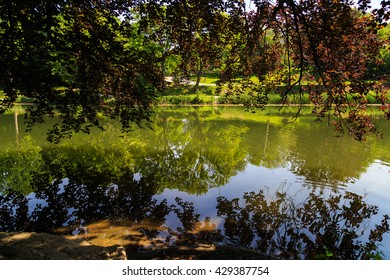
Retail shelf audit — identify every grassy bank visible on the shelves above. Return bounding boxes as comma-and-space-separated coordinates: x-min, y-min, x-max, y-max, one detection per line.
157, 84, 385, 106
1, 79, 387, 107
161, 72, 388, 105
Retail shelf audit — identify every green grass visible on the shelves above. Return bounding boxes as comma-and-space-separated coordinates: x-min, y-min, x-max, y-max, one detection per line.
162, 85, 216, 96
1, 79, 386, 107
157, 86, 387, 106
158, 94, 216, 105
189, 73, 219, 85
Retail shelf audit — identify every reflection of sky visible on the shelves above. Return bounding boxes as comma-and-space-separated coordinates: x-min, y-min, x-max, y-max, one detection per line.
154, 159, 390, 258
347, 161, 390, 258
154, 164, 301, 223
3, 107, 390, 259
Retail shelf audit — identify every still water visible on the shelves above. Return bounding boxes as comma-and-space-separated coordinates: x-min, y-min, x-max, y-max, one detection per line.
1, 106, 389, 259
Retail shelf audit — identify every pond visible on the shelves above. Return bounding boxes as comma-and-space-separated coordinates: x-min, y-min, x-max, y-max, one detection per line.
1, 106, 390, 259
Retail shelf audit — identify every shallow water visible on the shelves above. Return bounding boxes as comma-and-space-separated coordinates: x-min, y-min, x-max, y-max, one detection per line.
1, 106, 389, 259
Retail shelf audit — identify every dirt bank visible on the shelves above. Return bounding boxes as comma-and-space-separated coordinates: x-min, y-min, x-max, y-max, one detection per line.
0, 232, 126, 260
0, 232, 273, 260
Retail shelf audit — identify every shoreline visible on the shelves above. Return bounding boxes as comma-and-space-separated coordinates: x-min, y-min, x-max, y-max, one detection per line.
0, 231, 274, 260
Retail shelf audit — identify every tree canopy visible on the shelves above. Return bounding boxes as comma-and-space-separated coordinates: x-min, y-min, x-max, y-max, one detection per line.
0, 0, 389, 141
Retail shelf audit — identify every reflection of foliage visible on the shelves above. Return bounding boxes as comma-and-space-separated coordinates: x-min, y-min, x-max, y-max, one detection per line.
0, 171, 170, 235
0, 136, 47, 194
172, 197, 222, 245
0, 172, 222, 250
1, 107, 389, 259
1, 170, 389, 259
217, 187, 390, 259
0, 192, 29, 232
133, 108, 249, 194
174, 197, 200, 234
1, 106, 390, 194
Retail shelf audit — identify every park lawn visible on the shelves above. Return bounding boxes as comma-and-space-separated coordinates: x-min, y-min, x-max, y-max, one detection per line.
158, 81, 386, 105
2, 78, 386, 106
189, 73, 220, 85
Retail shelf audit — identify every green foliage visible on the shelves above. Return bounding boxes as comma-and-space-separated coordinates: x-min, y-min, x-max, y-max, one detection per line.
0, 1, 161, 142
378, 25, 390, 75
0, 0, 389, 141
158, 94, 215, 105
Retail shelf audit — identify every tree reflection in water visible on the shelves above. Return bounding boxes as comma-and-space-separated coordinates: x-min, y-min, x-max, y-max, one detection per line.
217, 186, 390, 259
1, 177, 388, 259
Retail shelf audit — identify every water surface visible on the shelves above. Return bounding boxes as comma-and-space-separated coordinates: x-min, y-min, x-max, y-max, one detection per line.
1, 106, 389, 259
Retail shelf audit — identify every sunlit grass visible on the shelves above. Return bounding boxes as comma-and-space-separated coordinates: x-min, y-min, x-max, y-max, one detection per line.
189, 73, 219, 85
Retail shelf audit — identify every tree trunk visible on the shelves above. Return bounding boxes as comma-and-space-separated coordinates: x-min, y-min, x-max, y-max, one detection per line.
192, 58, 203, 93
161, 53, 167, 91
